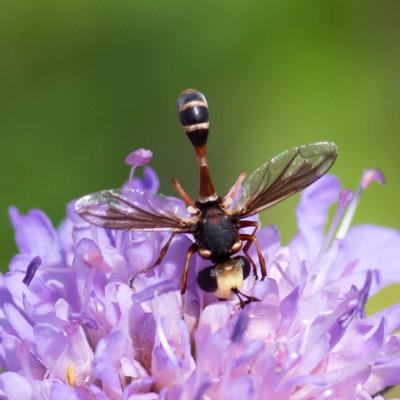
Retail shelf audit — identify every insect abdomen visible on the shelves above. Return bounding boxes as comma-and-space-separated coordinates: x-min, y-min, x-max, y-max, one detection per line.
177, 89, 209, 147
197, 257, 251, 299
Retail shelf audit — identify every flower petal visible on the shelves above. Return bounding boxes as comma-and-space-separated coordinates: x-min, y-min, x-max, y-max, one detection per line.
334, 224, 400, 293
49, 382, 90, 400
34, 323, 68, 367
8, 207, 61, 266
290, 175, 341, 262
0, 372, 33, 400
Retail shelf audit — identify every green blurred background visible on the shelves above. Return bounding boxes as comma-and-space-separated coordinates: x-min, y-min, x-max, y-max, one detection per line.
0, 0, 399, 393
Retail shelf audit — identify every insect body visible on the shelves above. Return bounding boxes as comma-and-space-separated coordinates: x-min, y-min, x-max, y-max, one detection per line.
195, 199, 240, 261
75, 89, 337, 305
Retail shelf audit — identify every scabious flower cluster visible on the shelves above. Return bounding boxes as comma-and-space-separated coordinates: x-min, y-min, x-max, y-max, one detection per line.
0, 150, 399, 400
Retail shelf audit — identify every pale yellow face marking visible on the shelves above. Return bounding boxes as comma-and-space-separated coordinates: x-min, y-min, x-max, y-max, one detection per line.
213, 260, 244, 299
199, 248, 212, 258
231, 241, 242, 253
187, 205, 200, 215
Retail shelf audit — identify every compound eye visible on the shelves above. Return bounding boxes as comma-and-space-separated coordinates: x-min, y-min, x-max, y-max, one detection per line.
235, 256, 251, 280
197, 266, 218, 293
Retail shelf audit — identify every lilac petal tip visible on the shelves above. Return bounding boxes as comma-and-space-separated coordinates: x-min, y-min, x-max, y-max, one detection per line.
230, 311, 249, 343
193, 381, 213, 400
339, 272, 373, 327
125, 148, 153, 167
361, 168, 385, 190
105, 229, 116, 247
22, 256, 41, 286
356, 270, 373, 319
69, 313, 99, 330
338, 188, 355, 208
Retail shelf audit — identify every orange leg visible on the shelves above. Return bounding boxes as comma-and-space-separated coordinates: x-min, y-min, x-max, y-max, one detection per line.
180, 243, 198, 294
239, 220, 267, 280
172, 178, 196, 208
239, 220, 261, 279
239, 220, 259, 237
129, 232, 176, 287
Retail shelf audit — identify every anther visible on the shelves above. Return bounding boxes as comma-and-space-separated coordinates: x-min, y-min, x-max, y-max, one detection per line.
66, 365, 75, 386
22, 256, 41, 286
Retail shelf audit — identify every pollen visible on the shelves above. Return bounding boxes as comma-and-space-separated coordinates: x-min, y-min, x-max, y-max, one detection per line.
66, 365, 75, 387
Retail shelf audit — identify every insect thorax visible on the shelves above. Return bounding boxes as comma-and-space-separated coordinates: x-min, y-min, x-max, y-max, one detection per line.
195, 203, 238, 261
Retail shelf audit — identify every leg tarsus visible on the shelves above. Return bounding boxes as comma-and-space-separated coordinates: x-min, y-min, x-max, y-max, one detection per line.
240, 228, 267, 280
239, 220, 260, 279
180, 243, 198, 295
232, 288, 260, 308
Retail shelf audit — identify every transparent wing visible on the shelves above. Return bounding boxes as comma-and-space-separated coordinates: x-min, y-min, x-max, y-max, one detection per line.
229, 142, 338, 217
75, 188, 196, 232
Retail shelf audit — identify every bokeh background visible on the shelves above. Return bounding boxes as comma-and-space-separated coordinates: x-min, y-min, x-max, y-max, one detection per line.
0, 1, 399, 394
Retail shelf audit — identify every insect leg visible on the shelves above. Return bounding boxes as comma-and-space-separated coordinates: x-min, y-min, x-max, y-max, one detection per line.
129, 232, 176, 287
242, 246, 258, 280
240, 232, 267, 280
239, 219, 259, 234
232, 288, 260, 308
172, 178, 196, 207
239, 220, 260, 278
180, 243, 198, 294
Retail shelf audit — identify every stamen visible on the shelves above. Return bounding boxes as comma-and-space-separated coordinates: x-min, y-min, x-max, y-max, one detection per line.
310, 189, 354, 273
338, 301, 356, 329
131, 280, 179, 304
90, 225, 99, 244
22, 256, 41, 286
360, 168, 385, 189
125, 148, 153, 189
105, 229, 116, 247
273, 259, 296, 288
324, 189, 354, 246
336, 168, 385, 240
66, 365, 75, 386
69, 313, 99, 330
156, 316, 179, 369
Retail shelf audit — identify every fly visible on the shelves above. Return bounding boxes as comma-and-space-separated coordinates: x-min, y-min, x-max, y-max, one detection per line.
75, 89, 337, 305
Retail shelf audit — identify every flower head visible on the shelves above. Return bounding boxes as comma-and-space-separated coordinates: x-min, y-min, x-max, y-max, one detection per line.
1, 154, 399, 400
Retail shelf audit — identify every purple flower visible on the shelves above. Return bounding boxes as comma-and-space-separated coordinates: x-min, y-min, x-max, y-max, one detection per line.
1, 154, 399, 400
